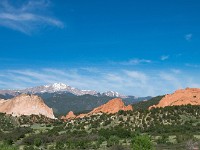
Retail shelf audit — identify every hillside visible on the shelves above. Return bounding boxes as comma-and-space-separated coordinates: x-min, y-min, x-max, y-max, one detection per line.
0, 105, 199, 150
37, 92, 146, 116
61, 98, 133, 120
66, 105, 200, 134
39, 93, 113, 115
150, 88, 200, 109
133, 95, 164, 110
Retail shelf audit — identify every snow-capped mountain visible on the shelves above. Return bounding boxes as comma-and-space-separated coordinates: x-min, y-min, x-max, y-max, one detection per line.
22, 83, 99, 96
102, 91, 126, 98
0, 83, 126, 98
0, 83, 152, 115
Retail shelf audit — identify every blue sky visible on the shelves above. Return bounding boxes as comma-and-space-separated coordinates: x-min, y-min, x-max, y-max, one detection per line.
0, 0, 200, 96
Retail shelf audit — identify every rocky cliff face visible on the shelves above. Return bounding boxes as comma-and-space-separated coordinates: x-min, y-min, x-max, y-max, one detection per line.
62, 98, 133, 120
0, 94, 55, 119
149, 88, 200, 109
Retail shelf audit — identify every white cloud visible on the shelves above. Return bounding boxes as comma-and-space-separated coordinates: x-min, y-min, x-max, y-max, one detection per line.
0, 0, 64, 34
127, 59, 151, 65
115, 58, 151, 65
159, 72, 183, 89
185, 34, 192, 41
160, 55, 169, 61
124, 70, 148, 84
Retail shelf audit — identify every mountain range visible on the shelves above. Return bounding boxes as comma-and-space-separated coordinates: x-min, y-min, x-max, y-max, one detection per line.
0, 87, 200, 120
0, 83, 151, 115
0, 83, 127, 98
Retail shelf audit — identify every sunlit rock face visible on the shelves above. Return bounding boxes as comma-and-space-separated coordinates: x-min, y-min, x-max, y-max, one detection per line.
88, 98, 133, 114
61, 111, 76, 120
0, 94, 55, 119
149, 88, 200, 109
62, 98, 133, 120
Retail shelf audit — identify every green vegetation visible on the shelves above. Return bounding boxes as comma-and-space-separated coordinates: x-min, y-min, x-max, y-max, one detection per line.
0, 113, 16, 131
39, 93, 113, 115
131, 134, 154, 150
133, 95, 164, 110
0, 144, 17, 150
0, 104, 200, 149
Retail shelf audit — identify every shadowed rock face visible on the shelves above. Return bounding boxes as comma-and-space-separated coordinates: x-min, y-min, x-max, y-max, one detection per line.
149, 88, 200, 109
62, 98, 133, 120
0, 94, 55, 119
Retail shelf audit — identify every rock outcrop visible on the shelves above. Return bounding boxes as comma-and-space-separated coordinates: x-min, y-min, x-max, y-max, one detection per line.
88, 98, 133, 114
61, 111, 76, 120
0, 94, 55, 119
149, 88, 200, 109
62, 98, 133, 120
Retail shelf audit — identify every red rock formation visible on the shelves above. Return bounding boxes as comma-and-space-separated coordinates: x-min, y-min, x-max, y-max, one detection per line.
149, 88, 200, 109
63, 98, 133, 120
0, 94, 55, 119
76, 113, 86, 118
89, 98, 133, 114
61, 111, 76, 120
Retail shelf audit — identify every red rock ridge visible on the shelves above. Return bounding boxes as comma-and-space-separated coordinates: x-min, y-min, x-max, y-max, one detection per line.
149, 88, 200, 109
61, 98, 133, 120
88, 98, 133, 114
0, 94, 55, 119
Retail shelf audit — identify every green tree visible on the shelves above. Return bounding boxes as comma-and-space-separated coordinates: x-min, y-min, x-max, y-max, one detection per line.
131, 135, 154, 150
34, 138, 42, 147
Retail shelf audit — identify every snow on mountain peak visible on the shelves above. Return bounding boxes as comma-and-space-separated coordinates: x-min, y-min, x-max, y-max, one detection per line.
51, 83, 68, 90
102, 91, 126, 98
